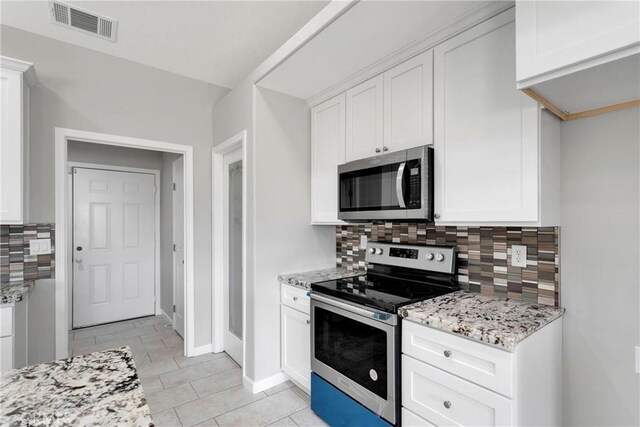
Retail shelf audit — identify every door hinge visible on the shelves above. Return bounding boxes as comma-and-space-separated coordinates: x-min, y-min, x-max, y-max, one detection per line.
173, 304, 176, 313
173, 182, 176, 191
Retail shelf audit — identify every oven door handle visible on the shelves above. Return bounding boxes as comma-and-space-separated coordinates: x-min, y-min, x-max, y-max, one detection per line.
396, 162, 406, 209
311, 293, 397, 326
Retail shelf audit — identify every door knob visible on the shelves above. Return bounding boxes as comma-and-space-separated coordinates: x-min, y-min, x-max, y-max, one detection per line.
75, 257, 83, 263
76, 246, 83, 251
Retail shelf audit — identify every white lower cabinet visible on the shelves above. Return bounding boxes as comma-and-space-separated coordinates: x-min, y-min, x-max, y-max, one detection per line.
280, 284, 311, 392
0, 298, 27, 372
401, 319, 563, 426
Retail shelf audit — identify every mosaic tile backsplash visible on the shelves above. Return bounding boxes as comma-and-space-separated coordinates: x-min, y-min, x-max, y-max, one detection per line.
336, 223, 560, 307
1, 224, 55, 284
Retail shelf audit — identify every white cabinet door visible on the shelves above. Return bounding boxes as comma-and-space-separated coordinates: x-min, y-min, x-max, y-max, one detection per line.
434, 9, 539, 223
384, 50, 434, 152
0, 336, 13, 372
281, 305, 310, 392
345, 75, 383, 162
311, 94, 345, 224
0, 67, 24, 224
516, 1, 640, 86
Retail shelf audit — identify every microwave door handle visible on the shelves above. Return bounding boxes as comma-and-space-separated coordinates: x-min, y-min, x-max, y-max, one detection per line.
396, 162, 406, 208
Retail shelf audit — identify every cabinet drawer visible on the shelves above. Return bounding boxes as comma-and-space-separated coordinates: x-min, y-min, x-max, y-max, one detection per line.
0, 336, 13, 372
402, 407, 436, 427
402, 320, 514, 397
402, 355, 513, 426
0, 306, 13, 337
281, 284, 310, 314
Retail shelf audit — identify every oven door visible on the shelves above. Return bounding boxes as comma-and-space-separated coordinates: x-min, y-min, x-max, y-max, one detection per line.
310, 293, 398, 425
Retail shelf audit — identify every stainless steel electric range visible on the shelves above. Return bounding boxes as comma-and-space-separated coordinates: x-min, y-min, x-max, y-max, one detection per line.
309, 243, 458, 426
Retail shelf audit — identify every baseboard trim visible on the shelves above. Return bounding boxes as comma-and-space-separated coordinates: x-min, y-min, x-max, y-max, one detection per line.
243, 372, 288, 394
160, 310, 173, 325
190, 344, 213, 357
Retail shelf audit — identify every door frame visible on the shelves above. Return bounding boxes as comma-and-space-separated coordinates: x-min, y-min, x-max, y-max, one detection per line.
171, 157, 184, 335
55, 127, 196, 359
66, 162, 161, 330
212, 131, 247, 367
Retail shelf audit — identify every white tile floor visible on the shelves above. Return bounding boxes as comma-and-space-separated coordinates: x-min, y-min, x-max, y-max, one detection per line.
70, 315, 328, 427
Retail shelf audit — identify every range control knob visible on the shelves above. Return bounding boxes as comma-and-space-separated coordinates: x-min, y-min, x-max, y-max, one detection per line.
425, 252, 434, 261
368, 247, 376, 254
436, 253, 445, 262
375, 248, 383, 255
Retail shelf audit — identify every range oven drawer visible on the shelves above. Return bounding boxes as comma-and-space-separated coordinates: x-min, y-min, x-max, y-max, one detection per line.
402, 320, 514, 397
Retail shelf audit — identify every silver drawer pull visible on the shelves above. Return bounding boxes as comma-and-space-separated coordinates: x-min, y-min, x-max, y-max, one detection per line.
444, 401, 452, 409
293, 296, 298, 301
444, 350, 452, 358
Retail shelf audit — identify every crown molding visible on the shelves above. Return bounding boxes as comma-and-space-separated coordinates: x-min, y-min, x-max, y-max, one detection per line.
1, 56, 38, 86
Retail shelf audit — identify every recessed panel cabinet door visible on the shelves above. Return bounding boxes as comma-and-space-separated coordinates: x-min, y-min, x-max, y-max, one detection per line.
311, 94, 345, 224
0, 68, 23, 224
281, 305, 310, 392
345, 75, 384, 162
433, 9, 539, 223
384, 50, 434, 151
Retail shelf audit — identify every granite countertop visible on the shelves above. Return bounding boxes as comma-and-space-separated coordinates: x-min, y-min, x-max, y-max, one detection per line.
278, 267, 364, 290
0, 346, 153, 426
399, 290, 564, 352
1, 280, 35, 304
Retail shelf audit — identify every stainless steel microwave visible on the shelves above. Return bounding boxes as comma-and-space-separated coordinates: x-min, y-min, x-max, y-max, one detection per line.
338, 146, 433, 221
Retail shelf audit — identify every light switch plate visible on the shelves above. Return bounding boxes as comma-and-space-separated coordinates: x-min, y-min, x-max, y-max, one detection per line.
360, 235, 367, 249
29, 238, 51, 255
511, 245, 527, 267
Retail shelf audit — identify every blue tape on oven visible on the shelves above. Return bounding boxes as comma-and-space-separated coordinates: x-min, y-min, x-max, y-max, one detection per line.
310, 373, 392, 427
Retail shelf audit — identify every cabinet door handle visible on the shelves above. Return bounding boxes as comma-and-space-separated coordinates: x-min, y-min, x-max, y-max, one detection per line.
434, 213, 441, 219
292, 296, 298, 301
382, 146, 388, 152
443, 401, 452, 409
306, 319, 310, 325
444, 350, 452, 358
375, 148, 381, 153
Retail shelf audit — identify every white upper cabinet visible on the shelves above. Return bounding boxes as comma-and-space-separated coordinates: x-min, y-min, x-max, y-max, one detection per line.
311, 94, 345, 225
433, 9, 540, 223
383, 50, 434, 152
345, 75, 384, 162
516, 0, 640, 87
0, 57, 35, 224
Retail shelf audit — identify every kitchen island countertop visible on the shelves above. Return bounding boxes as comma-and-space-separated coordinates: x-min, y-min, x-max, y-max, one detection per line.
0, 346, 153, 426
1, 280, 35, 304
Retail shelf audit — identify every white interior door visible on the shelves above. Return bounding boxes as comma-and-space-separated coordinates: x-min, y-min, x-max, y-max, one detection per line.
223, 148, 243, 366
73, 168, 156, 328
173, 157, 185, 338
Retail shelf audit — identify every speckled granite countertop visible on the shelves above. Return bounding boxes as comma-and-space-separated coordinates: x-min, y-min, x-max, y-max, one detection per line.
0, 346, 153, 426
1, 281, 35, 304
399, 290, 564, 351
278, 267, 364, 290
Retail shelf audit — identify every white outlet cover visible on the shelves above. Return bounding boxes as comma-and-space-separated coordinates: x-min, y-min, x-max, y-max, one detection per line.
360, 235, 367, 249
511, 245, 527, 268
29, 238, 52, 255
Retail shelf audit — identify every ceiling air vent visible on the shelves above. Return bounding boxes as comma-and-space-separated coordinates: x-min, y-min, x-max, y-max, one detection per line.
49, 1, 118, 42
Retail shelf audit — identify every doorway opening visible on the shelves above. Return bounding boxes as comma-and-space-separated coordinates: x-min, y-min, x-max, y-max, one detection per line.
212, 131, 247, 369
55, 128, 195, 359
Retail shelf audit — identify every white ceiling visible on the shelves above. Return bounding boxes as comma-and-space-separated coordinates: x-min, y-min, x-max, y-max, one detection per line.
258, 0, 497, 100
0, 0, 329, 88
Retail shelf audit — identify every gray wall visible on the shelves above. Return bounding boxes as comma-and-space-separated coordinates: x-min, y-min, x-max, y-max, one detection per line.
560, 107, 640, 426
68, 140, 163, 170
2, 25, 229, 348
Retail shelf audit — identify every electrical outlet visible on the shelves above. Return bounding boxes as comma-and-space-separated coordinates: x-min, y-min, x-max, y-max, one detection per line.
511, 245, 527, 267
29, 238, 52, 255
360, 235, 367, 249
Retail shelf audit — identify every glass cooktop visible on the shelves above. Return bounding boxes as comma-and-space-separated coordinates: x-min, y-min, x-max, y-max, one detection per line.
310, 274, 456, 314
